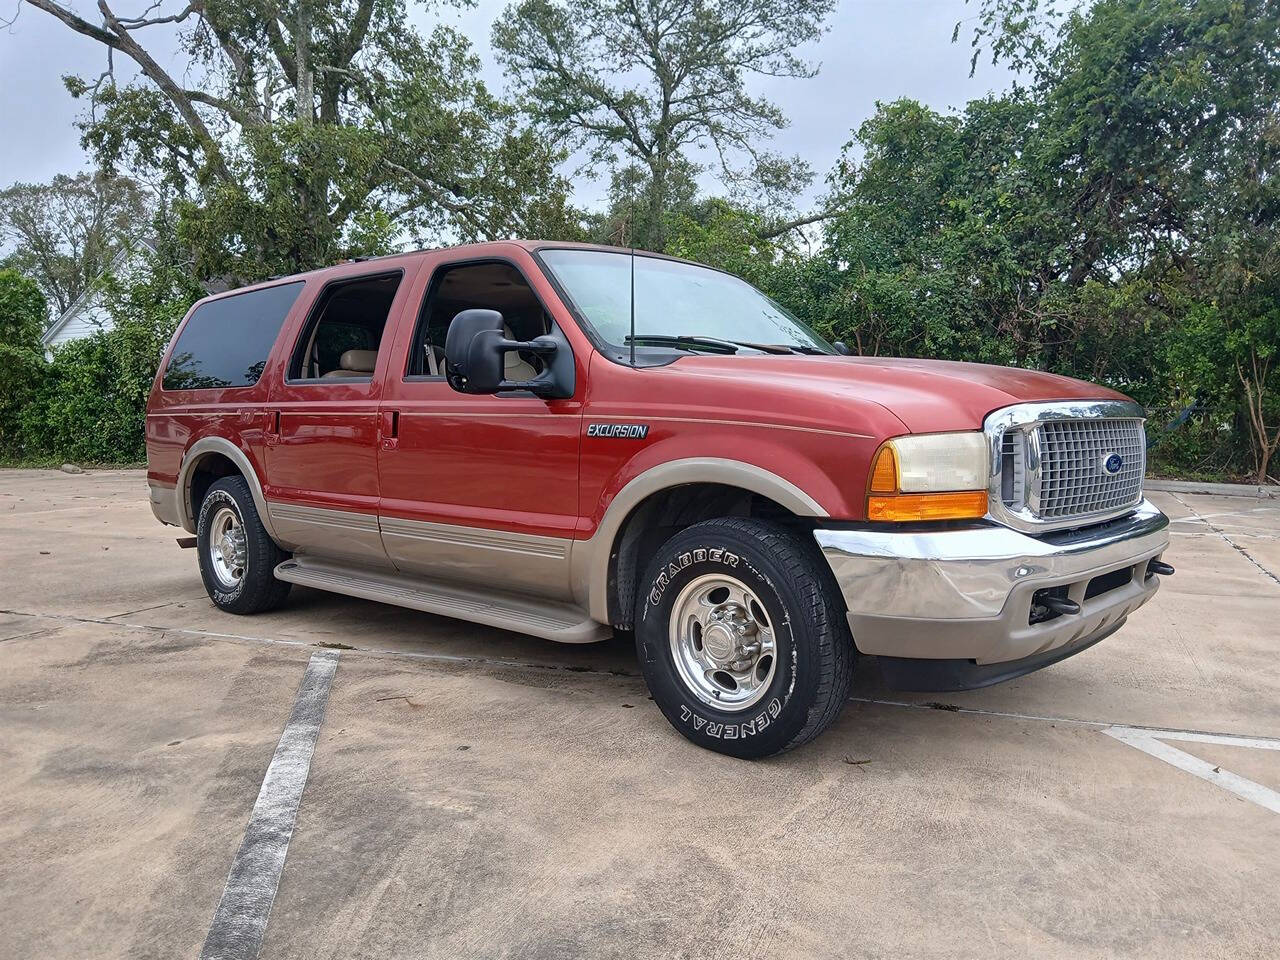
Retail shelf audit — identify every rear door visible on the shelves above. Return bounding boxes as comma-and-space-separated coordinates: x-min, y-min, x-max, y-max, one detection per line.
375, 250, 584, 599
263, 264, 419, 567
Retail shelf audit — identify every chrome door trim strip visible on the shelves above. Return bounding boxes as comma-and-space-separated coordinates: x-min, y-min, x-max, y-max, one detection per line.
379, 513, 573, 598
267, 501, 380, 532
378, 515, 570, 560
396, 410, 569, 419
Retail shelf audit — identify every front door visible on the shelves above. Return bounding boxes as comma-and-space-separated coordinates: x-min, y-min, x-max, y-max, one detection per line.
376, 253, 583, 599
264, 266, 416, 567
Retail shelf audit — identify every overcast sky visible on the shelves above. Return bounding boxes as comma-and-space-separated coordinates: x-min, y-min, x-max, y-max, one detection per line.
0, 0, 1014, 211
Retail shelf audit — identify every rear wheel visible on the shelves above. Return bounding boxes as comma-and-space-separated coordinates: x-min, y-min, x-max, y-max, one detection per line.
635, 517, 854, 758
196, 475, 291, 614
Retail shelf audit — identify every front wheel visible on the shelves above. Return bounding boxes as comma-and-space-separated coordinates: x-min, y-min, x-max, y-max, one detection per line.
635, 518, 854, 758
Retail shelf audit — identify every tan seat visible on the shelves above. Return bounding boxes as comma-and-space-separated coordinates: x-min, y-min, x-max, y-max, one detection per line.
321, 349, 377, 378
426, 344, 447, 377
428, 325, 535, 381
502, 324, 537, 381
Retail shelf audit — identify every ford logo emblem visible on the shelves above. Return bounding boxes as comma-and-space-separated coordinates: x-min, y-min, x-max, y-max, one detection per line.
1101, 452, 1124, 475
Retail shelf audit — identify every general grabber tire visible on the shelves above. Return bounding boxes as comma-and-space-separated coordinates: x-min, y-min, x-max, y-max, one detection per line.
635, 517, 855, 758
196, 475, 292, 615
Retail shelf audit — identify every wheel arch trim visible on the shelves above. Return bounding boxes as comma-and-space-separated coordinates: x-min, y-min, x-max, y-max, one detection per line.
571, 457, 829, 623
176, 436, 280, 541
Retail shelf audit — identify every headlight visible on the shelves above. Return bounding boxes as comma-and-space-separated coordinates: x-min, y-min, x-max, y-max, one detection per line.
866, 432, 989, 521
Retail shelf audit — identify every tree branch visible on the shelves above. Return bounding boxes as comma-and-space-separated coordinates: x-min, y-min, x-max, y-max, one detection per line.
381, 158, 483, 229
184, 88, 261, 128
756, 208, 836, 240
24, 0, 120, 47
26, 0, 231, 181
116, 0, 200, 29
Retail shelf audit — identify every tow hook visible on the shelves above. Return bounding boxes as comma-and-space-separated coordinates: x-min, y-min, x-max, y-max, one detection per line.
1147, 559, 1175, 577
1035, 592, 1081, 617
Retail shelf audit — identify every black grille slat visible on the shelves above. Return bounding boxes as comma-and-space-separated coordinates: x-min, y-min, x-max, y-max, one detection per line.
1000, 431, 1023, 506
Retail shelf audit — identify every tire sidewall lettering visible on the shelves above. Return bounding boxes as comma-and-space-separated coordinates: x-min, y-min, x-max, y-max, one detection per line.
644, 543, 794, 742
199, 489, 245, 604
645, 547, 739, 608
678, 698, 782, 741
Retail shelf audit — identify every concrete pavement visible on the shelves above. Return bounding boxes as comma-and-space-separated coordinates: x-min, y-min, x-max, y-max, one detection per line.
2, 469, 1278, 958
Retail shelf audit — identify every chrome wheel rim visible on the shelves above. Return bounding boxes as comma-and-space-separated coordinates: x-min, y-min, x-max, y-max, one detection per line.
208, 505, 247, 590
668, 573, 777, 712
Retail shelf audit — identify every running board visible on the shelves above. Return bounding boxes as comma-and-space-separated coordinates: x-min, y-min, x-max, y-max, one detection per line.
273, 557, 610, 644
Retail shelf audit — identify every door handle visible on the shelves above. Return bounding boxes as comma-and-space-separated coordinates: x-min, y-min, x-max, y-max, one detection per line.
380, 410, 400, 450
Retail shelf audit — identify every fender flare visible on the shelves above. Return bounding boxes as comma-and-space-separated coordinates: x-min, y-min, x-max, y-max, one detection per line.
175, 436, 280, 541
570, 457, 829, 623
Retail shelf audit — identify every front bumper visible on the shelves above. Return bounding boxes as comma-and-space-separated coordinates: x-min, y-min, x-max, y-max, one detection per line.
813, 500, 1170, 684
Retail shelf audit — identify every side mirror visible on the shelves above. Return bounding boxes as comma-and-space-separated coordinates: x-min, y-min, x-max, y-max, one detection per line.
443, 308, 571, 398
444, 309, 506, 393
833, 341, 852, 356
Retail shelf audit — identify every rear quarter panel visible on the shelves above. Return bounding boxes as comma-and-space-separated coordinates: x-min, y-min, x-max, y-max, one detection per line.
144, 298, 281, 504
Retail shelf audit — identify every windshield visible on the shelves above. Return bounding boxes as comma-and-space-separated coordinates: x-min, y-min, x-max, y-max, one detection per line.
538, 249, 834, 355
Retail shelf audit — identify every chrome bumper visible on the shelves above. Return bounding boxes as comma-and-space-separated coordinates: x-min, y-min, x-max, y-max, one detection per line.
813, 499, 1169, 666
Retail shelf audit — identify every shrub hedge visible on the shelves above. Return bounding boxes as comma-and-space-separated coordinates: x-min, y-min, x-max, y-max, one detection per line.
1, 260, 202, 466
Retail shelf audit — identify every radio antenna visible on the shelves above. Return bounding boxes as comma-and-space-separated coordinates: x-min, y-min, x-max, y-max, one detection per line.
629, 240, 636, 367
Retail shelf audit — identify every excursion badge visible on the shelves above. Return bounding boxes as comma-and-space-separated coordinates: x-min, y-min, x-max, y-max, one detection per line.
587, 423, 650, 439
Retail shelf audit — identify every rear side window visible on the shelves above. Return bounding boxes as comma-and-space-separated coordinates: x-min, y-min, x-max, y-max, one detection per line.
288, 272, 402, 381
163, 282, 304, 390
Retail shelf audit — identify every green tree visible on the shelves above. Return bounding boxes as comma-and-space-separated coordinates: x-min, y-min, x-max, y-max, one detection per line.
961, 0, 1280, 478
0, 172, 150, 318
493, 0, 835, 252
816, 97, 1047, 364
590, 159, 702, 247
0, 269, 46, 347
1169, 240, 1280, 483
0, 270, 50, 455
26, 0, 578, 283
10, 253, 203, 464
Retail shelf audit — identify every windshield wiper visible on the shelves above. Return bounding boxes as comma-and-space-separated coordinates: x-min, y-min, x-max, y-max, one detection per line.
767, 343, 829, 355
624, 334, 741, 354
625, 334, 830, 356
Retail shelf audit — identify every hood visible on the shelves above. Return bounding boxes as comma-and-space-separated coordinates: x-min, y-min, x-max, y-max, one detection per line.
668, 354, 1133, 434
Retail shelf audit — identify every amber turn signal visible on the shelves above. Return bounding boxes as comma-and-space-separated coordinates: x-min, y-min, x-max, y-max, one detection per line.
868, 444, 899, 493
866, 491, 989, 522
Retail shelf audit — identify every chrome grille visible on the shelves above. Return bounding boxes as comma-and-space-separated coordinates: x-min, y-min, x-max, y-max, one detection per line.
988, 401, 1149, 533
1034, 418, 1145, 519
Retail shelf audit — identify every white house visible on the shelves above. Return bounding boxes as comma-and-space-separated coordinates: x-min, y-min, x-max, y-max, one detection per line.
40, 238, 157, 352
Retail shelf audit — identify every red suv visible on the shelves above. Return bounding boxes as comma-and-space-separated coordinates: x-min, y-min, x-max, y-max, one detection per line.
146, 241, 1172, 757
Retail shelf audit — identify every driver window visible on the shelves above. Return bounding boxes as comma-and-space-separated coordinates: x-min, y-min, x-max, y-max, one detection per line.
406, 261, 551, 379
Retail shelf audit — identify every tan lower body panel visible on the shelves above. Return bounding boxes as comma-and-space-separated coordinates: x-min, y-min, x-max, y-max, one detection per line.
266, 501, 391, 568
379, 514, 572, 600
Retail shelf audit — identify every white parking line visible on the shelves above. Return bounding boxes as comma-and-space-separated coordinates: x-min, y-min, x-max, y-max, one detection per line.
199, 649, 340, 960
1102, 726, 1280, 815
